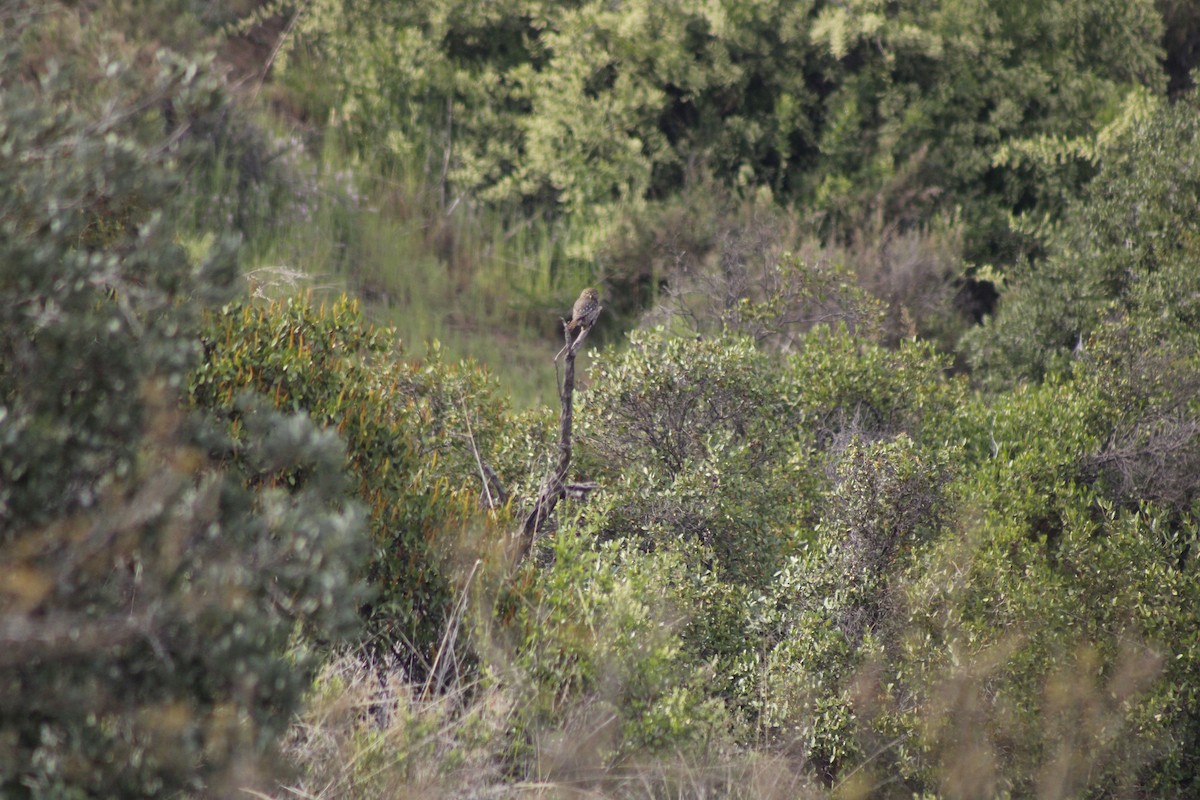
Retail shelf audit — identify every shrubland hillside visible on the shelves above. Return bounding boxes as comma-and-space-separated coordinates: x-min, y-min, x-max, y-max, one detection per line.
3, 0, 1200, 797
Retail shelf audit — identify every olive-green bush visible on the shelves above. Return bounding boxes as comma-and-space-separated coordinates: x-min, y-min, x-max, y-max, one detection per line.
758, 365, 1200, 796
190, 295, 515, 670
0, 7, 366, 796
495, 533, 736, 779
965, 91, 1200, 387
891, 372, 1200, 796
288, 0, 1164, 262
574, 330, 808, 587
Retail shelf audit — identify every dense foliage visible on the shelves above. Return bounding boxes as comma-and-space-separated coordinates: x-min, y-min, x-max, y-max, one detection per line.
0, 5, 365, 796
966, 92, 1200, 386
289, 0, 1164, 261
190, 296, 515, 670
4, 0, 1200, 797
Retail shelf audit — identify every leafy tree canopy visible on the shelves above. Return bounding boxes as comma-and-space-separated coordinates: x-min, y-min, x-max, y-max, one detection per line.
291, 0, 1164, 261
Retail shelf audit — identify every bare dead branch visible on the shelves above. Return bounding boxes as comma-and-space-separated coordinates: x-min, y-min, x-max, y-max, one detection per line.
513, 314, 600, 564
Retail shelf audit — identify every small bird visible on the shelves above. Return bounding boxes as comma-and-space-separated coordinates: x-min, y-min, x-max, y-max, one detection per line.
555, 287, 602, 361
566, 287, 601, 335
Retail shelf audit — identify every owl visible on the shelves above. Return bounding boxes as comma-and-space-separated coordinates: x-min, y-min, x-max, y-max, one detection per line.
566, 287, 601, 335
554, 288, 602, 361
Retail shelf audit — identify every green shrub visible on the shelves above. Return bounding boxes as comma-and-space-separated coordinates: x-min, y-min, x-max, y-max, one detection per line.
760, 434, 951, 780
899, 483, 1200, 794
564, 326, 963, 728
287, 0, 1164, 262
569, 325, 962, 582
1074, 330, 1200, 515
735, 361, 1200, 796
494, 532, 735, 778
965, 90, 1200, 387
574, 330, 808, 587
190, 294, 515, 669
0, 7, 366, 796
783, 328, 964, 451
777, 372, 1200, 796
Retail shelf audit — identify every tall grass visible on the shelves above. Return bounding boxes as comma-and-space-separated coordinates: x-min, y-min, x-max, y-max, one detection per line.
176, 120, 606, 407
277, 639, 821, 800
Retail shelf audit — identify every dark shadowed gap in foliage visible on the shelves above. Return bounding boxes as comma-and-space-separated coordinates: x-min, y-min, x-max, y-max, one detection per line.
1160, 0, 1200, 97
953, 277, 999, 325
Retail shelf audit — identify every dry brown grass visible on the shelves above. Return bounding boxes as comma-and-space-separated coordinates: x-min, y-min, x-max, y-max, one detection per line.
272, 649, 827, 800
